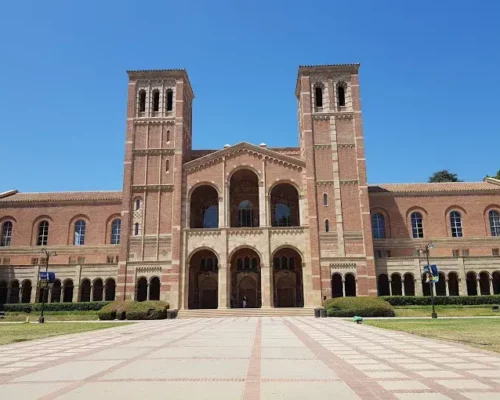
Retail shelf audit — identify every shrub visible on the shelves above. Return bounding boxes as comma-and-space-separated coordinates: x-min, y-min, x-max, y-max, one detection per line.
381, 295, 500, 307
3, 301, 110, 313
97, 300, 169, 320
324, 297, 395, 317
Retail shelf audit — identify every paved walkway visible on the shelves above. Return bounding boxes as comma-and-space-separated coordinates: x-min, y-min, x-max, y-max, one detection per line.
1, 318, 500, 399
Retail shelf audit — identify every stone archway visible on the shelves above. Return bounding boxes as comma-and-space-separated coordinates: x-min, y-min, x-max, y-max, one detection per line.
188, 249, 219, 309
230, 248, 261, 308
272, 247, 303, 307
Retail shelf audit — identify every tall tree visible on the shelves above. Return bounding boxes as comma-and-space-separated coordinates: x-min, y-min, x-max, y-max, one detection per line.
428, 170, 462, 183
485, 170, 500, 180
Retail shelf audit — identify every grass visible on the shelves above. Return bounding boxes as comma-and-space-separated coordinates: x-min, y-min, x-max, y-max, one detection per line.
0, 322, 129, 345
364, 318, 500, 353
0, 311, 99, 322
394, 305, 500, 317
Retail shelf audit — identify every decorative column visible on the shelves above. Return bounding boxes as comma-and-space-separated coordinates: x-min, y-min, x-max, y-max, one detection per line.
388, 280, 392, 296
476, 278, 480, 296
90, 284, 94, 302
489, 278, 494, 296
258, 181, 266, 227
6, 286, 11, 304
218, 263, 228, 309
445, 279, 449, 296
414, 257, 423, 296
342, 280, 346, 297
401, 280, 405, 296
147, 283, 151, 300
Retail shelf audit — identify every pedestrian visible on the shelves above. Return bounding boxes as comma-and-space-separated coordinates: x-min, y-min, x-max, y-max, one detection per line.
242, 295, 247, 308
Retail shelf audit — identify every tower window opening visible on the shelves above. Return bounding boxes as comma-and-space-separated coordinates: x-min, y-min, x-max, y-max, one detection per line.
152, 90, 160, 112
338, 85, 346, 107
138, 90, 146, 113
315, 86, 323, 108
166, 89, 173, 111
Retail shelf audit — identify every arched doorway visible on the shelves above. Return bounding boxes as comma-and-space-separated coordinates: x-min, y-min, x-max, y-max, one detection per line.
493, 271, 500, 295
377, 274, 390, 296
136, 277, 147, 302
9, 280, 20, 303
230, 248, 261, 308
435, 272, 446, 296
332, 273, 343, 297
0, 281, 7, 304
422, 273, 431, 296
150, 277, 160, 301
345, 273, 356, 296
51, 280, 61, 303
80, 279, 91, 302
390, 274, 402, 296
230, 169, 260, 227
105, 278, 116, 301
63, 279, 74, 303
190, 185, 219, 228
403, 273, 415, 296
21, 280, 32, 303
188, 249, 219, 309
272, 248, 303, 307
270, 184, 300, 227
466, 272, 478, 295
93, 279, 103, 302
479, 272, 490, 295
448, 272, 459, 296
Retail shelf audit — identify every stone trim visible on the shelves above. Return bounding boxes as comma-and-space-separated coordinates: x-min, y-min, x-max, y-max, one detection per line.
131, 185, 174, 192
133, 149, 175, 156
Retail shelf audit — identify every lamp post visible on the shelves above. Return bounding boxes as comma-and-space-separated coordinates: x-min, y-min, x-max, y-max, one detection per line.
39, 249, 57, 324
421, 242, 437, 319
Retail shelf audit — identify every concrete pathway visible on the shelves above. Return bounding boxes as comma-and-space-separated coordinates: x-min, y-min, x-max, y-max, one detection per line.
1, 317, 500, 399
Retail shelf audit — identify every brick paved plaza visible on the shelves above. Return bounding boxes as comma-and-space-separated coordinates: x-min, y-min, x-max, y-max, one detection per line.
1, 318, 500, 399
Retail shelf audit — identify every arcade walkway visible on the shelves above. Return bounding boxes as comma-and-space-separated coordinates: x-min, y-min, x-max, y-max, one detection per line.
1, 318, 500, 399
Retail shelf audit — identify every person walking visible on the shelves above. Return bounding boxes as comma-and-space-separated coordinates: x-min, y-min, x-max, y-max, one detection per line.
242, 295, 247, 308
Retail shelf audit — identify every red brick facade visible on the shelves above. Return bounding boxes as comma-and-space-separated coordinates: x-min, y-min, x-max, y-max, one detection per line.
1, 64, 499, 308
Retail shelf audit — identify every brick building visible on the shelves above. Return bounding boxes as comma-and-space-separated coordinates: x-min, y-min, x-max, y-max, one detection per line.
1, 64, 500, 309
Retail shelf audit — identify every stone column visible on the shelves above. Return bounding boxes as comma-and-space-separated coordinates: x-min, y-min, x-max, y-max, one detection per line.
6, 286, 11, 304
476, 278, 480, 296
457, 257, 467, 295
147, 283, 151, 300
218, 263, 228, 309
489, 278, 494, 296
445, 280, 449, 296
388, 280, 392, 296
342, 280, 346, 297
414, 257, 423, 296
259, 182, 266, 227
401, 280, 405, 296
90, 284, 94, 302
299, 195, 305, 226
261, 264, 271, 307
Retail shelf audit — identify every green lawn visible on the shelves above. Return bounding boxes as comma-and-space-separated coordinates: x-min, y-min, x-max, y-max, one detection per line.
0, 322, 128, 345
0, 311, 99, 322
365, 318, 500, 353
394, 305, 500, 317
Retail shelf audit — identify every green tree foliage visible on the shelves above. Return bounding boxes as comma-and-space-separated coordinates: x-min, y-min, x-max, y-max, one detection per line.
484, 170, 500, 180
428, 170, 462, 183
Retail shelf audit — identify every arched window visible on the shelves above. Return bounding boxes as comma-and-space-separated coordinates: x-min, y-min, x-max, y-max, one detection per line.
489, 210, 500, 236
411, 212, 424, 238
273, 257, 280, 270
203, 206, 218, 228
74, 220, 86, 245
138, 90, 146, 113
165, 159, 170, 172
371, 213, 385, 239
337, 84, 346, 107
325, 219, 330, 232
166, 130, 171, 143
281, 256, 288, 270
166, 89, 173, 111
0, 221, 13, 247
152, 89, 160, 112
323, 193, 328, 206
315, 86, 323, 108
135, 199, 141, 210
111, 219, 121, 245
37, 221, 49, 246
238, 200, 254, 227
134, 223, 140, 236
450, 211, 463, 237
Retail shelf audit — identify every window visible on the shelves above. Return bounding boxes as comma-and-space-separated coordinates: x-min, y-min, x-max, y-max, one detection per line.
106, 256, 114, 263
452, 249, 460, 257
493, 248, 499, 256
135, 199, 141, 210
274, 203, 291, 227
166, 89, 173, 111
325, 219, 330, 232
74, 220, 86, 245
134, 223, 140, 236
37, 221, 49, 246
386, 250, 391, 258
450, 211, 463, 237
165, 159, 170, 172
0, 221, 12, 247
462, 249, 470, 257
31, 257, 39, 265
337, 84, 346, 107
138, 90, 146, 113
111, 219, 121, 245
77, 256, 85, 264
315, 86, 323, 108
202, 206, 218, 228
68, 257, 76, 265
489, 210, 500, 236
115, 256, 119, 263
375, 250, 383, 258
152, 90, 159, 112
323, 193, 328, 206
371, 213, 385, 239
166, 130, 171, 143
238, 200, 254, 227
411, 212, 424, 238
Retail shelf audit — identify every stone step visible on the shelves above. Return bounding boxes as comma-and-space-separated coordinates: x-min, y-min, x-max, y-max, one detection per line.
177, 308, 315, 318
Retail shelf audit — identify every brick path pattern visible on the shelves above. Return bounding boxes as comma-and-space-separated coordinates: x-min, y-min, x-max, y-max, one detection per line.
1, 318, 500, 399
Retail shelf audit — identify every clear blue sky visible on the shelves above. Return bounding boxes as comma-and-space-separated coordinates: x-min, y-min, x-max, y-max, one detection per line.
1, 0, 499, 192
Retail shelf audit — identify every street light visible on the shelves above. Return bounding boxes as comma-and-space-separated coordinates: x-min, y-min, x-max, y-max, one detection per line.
420, 242, 437, 319
39, 249, 57, 324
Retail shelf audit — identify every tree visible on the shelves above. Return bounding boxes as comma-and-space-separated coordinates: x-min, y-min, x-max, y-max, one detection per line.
485, 170, 500, 180
428, 170, 462, 183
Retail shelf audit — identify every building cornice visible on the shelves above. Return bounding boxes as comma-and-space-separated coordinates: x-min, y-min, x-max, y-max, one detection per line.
133, 149, 175, 156
131, 185, 174, 192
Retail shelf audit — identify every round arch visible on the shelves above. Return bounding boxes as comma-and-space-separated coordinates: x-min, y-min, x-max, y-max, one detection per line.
272, 247, 303, 307
390, 273, 402, 296
187, 181, 221, 199
189, 185, 219, 229
403, 273, 415, 296
269, 183, 300, 227
188, 249, 219, 309
228, 244, 263, 264
228, 168, 260, 228
229, 247, 261, 308
31, 215, 53, 246
332, 273, 343, 297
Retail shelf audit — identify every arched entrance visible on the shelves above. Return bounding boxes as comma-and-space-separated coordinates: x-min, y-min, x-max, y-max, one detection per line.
188, 249, 219, 309
403, 273, 415, 296
63, 279, 74, 303
479, 272, 490, 295
390, 274, 402, 296
270, 183, 300, 227
230, 248, 261, 308
21, 280, 32, 303
332, 273, 343, 297
448, 272, 459, 296
93, 279, 103, 301
51, 280, 61, 303
190, 185, 219, 228
377, 274, 390, 296
136, 277, 147, 302
466, 272, 478, 295
105, 278, 116, 301
150, 277, 161, 301
80, 279, 91, 302
9, 280, 20, 303
435, 272, 446, 296
230, 169, 260, 227
272, 248, 303, 307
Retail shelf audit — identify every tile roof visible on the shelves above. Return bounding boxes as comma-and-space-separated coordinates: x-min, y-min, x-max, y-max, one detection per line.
0, 191, 122, 203
368, 182, 500, 194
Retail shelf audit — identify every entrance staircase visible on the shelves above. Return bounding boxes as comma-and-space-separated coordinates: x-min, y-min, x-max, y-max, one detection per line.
177, 307, 315, 319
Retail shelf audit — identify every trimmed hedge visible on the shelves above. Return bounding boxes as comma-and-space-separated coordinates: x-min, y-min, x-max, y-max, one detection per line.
381, 295, 500, 306
324, 297, 395, 317
98, 300, 169, 320
1, 301, 110, 313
